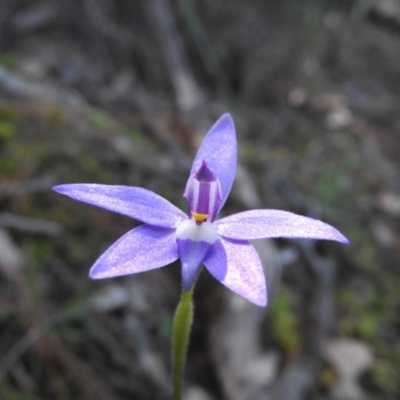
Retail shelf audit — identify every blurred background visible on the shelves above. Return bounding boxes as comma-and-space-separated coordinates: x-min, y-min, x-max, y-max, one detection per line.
1, 0, 400, 399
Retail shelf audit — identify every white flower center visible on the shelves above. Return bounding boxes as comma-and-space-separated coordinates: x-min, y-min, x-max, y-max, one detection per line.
175, 219, 218, 244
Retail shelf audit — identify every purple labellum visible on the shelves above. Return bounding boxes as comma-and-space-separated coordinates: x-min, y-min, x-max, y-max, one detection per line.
176, 218, 218, 290
183, 160, 222, 223
177, 239, 214, 290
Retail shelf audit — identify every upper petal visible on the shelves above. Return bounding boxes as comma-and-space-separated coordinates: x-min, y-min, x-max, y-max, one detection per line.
90, 224, 178, 279
190, 114, 237, 210
53, 184, 187, 228
215, 209, 349, 243
204, 237, 267, 306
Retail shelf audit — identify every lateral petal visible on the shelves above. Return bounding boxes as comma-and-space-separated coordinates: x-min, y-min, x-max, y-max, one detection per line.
90, 224, 178, 279
204, 238, 267, 306
190, 114, 237, 210
53, 184, 187, 228
215, 209, 349, 243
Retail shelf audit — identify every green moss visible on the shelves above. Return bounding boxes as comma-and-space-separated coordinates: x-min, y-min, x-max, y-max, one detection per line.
320, 365, 338, 387
345, 226, 370, 246
127, 129, 142, 141
317, 166, 350, 206
340, 313, 379, 341
0, 105, 17, 142
0, 120, 16, 140
28, 239, 54, 265
0, 155, 19, 175
372, 360, 398, 395
88, 110, 112, 129
88, 110, 142, 141
80, 151, 103, 176
271, 145, 291, 160
336, 228, 400, 398
240, 143, 259, 160
25, 239, 55, 296
0, 105, 18, 120
337, 282, 390, 343
0, 384, 41, 400
40, 107, 66, 125
270, 290, 300, 352
0, 53, 16, 68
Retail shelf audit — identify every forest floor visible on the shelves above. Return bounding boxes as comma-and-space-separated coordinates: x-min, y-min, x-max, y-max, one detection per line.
1, 1, 400, 399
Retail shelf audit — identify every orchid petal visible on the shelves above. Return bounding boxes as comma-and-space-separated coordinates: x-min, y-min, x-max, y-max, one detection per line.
190, 113, 237, 209
90, 224, 178, 278
53, 184, 187, 228
177, 239, 214, 291
204, 238, 267, 306
215, 210, 349, 243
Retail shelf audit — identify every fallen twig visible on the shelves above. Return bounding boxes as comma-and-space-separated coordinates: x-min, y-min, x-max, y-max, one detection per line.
0, 212, 61, 235
0, 175, 56, 198
144, 0, 203, 111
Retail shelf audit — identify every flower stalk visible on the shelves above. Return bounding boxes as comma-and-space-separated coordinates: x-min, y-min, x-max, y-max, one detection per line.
172, 285, 195, 400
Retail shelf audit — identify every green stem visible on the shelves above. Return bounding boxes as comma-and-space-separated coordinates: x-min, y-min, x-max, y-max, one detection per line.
172, 285, 195, 400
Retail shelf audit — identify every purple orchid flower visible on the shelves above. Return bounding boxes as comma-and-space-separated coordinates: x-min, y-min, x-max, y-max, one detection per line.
53, 114, 348, 306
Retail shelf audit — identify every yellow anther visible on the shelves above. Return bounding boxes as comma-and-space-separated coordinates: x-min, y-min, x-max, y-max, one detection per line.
191, 212, 209, 223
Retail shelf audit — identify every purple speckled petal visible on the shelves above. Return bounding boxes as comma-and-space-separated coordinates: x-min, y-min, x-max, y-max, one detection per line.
215, 210, 349, 243
204, 238, 267, 306
53, 184, 187, 228
177, 238, 214, 291
190, 114, 237, 209
90, 224, 178, 279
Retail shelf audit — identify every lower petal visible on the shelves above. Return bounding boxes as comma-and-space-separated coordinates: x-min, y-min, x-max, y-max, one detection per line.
204, 238, 267, 306
177, 238, 214, 291
90, 224, 178, 279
